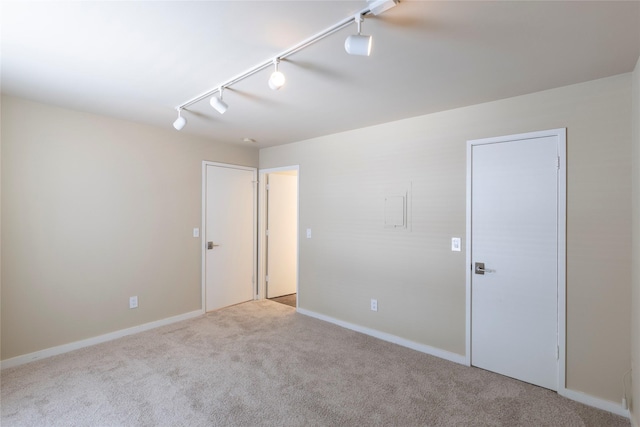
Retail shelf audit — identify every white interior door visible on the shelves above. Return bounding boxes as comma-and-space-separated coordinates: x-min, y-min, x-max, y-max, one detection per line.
205, 164, 256, 312
470, 133, 561, 391
266, 172, 298, 298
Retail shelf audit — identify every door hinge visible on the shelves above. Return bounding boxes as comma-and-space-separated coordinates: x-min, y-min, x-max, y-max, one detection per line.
266, 229, 270, 236
556, 345, 560, 360
266, 184, 270, 191
557, 156, 561, 170
265, 275, 269, 282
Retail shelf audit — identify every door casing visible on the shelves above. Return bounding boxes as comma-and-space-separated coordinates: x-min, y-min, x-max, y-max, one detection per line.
465, 128, 567, 391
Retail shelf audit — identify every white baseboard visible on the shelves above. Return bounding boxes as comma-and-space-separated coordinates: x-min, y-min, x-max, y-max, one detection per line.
3, 304, 632, 421
1, 309, 204, 370
297, 307, 631, 419
559, 388, 630, 418
296, 307, 467, 365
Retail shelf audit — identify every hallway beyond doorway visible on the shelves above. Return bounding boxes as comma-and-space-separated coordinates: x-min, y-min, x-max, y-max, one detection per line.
269, 293, 296, 308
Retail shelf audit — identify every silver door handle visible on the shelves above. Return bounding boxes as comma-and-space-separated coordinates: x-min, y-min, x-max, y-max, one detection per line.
475, 262, 495, 275
207, 242, 220, 250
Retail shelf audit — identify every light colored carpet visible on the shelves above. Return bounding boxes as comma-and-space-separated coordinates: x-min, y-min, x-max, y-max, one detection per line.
268, 293, 297, 308
1, 300, 630, 426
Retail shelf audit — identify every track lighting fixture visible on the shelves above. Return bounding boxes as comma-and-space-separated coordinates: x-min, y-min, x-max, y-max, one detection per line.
345, 15, 372, 56
268, 59, 286, 91
172, 0, 399, 130
368, 0, 399, 16
210, 87, 229, 114
173, 109, 187, 131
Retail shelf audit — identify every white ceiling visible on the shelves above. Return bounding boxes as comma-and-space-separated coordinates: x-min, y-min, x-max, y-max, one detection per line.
2, 1, 639, 148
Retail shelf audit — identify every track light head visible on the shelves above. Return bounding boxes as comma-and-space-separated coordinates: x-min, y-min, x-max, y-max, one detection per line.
210, 87, 228, 114
345, 15, 372, 56
345, 34, 372, 56
269, 58, 286, 91
173, 109, 187, 131
269, 71, 285, 90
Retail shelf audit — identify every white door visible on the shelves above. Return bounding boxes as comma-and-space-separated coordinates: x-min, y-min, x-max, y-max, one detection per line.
205, 164, 256, 312
266, 173, 298, 298
470, 132, 563, 391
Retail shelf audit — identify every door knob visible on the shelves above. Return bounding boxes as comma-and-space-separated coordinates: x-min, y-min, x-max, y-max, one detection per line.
475, 262, 495, 275
207, 242, 220, 250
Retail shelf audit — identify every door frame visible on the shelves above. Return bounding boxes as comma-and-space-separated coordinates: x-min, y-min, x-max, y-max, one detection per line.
258, 166, 300, 302
465, 128, 567, 390
201, 161, 258, 312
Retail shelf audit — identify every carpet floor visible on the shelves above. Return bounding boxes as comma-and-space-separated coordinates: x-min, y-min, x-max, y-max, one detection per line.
268, 293, 297, 308
1, 300, 630, 427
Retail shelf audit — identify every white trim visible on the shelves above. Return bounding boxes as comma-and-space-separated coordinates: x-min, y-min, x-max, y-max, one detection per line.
559, 388, 630, 419
1, 310, 203, 370
297, 305, 629, 418
257, 165, 300, 307
465, 128, 567, 391
201, 161, 258, 312
465, 140, 473, 366
556, 130, 567, 395
257, 176, 268, 300
201, 162, 207, 312
297, 308, 467, 365
259, 165, 300, 175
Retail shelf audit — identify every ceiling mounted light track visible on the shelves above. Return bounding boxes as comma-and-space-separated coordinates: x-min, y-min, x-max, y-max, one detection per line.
172, 0, 398, 131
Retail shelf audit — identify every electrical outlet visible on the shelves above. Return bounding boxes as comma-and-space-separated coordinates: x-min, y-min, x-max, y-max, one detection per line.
306, 228, 312, 238
129, 296, 138, 309
371, 299, 378, 312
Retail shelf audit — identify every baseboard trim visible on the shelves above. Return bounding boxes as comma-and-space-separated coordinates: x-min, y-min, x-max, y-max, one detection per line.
1, 309, 204, 370
3, 305, 631, 420
559, 388, 630, 419
297, 307, 466, 365
297, 308, 631, 418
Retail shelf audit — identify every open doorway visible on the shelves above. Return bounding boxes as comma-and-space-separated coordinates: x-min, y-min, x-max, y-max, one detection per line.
259, 167, 299, 309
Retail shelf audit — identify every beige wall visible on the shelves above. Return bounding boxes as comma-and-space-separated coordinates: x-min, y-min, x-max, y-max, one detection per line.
260, 74, 633, 404
631, 55, 640, 426
0, 95, 258, 360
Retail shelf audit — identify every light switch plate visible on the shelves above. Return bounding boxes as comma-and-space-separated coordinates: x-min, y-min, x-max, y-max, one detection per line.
193, 228, 200, 238
306, 228, 312, 239
451, 237, 461, 252
129, 296, 138, 309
